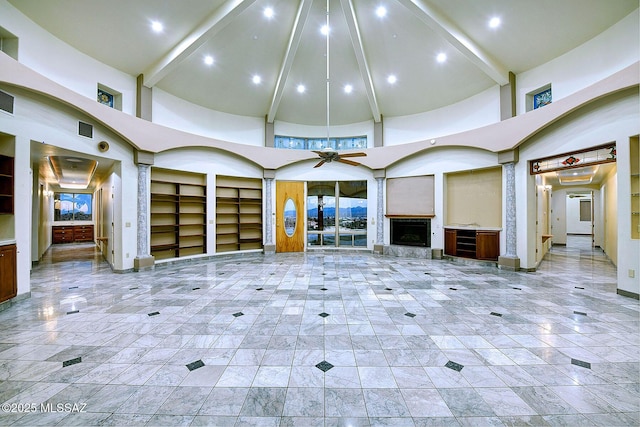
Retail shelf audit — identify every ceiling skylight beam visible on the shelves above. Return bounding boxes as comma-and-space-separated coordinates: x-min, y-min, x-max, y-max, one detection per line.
340, 0, 381, 122
143, 0, 257, 87
396, 0, 509, 86
267, 0, 314, 123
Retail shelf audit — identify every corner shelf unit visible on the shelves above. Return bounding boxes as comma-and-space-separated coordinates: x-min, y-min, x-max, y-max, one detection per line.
216, 176, 263, 253
150, 169, 207, 260
631, 136, 639, 239
0, 154, 14, 214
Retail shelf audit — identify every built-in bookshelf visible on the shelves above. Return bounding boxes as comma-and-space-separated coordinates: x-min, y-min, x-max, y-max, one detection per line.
150, 168, 206, 260
631, 136, 639, 240
0, 154, 14, 214
216, 176, 262, 253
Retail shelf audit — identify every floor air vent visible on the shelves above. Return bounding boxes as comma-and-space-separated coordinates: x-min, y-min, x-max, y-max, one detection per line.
0, 90, 15, 114
78, 121, 93, 138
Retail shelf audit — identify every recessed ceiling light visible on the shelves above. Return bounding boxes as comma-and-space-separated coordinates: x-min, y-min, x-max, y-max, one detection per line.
204, 55, 214, 66
297, 84, 306, 93
263, 7, 274, 18
436, 52, 447, 63
321, 25, 330, 36
344, 84, 353, 94
387, 75, 397, 84
252, 75, 261, 84
489, 17, 501, 28
376, 6, 387, 18
151, 20, 164, 33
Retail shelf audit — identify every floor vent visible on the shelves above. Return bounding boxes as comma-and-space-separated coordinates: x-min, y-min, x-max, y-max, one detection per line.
78, 121, 93, 138
0, 90, 15, 114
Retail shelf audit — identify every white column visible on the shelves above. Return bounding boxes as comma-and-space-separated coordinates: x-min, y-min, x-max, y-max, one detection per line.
134, 151, 155, 271
498, 149, 520, 270
136, 163, 150, 258
265, 177, 274, 246
504, 161, 517, 257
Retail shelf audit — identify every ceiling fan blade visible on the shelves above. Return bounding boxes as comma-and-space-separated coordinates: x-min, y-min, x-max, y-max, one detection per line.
338, 152, 367, 158
336, 158, 361, 166
312, 150, 330, 158
313, 159, 326, 168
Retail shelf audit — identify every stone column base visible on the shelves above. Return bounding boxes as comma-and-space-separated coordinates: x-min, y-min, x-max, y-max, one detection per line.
134, 255, 155, 272
263, 244, 276, 254
373, 244, 384, 255
498, 256, 520, 271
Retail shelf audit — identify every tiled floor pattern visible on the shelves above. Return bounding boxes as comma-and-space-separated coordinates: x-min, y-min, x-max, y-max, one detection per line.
0, 236, 638, 426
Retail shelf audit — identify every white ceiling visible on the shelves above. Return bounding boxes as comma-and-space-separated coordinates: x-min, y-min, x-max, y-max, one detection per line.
9, 0, 638, 126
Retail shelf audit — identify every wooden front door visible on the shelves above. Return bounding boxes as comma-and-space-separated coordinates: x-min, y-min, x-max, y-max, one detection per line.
276, 181, 305, 252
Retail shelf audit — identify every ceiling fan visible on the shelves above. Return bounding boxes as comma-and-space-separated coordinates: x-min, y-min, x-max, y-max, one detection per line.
312, 149, 366, 168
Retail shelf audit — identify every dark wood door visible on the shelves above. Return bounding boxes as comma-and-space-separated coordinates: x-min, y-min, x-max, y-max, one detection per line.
0, 244, 17, 303
444, 229, 457, 256
476, 231, 499, 260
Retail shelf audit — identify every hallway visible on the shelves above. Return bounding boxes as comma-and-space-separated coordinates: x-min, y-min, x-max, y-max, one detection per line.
0, 243, 637, 426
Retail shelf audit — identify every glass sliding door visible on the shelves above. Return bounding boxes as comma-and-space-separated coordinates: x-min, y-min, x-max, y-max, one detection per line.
307, 181, 336, 246
338, 181, 367, 247
307, 181, 367, 247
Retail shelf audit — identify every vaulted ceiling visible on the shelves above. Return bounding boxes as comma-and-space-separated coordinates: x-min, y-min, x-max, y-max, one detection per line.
9, 0, 638, 126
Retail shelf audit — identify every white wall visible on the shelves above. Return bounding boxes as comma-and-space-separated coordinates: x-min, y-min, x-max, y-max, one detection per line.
0, 0, 137, 115
566, 194, 593, 235
517, 9, 639, 115
153, 89, 265, 146
518, 88, 638, 297
384, 86, 500, 145
386, 147, 499, 250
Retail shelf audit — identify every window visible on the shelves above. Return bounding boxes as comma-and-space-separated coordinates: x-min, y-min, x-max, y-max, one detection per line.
275, 135, 367, 150
54, 193, 93, 221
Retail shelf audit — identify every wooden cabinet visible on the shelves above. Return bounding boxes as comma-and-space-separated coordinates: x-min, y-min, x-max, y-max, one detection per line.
73, 225, 94, 242
444, 229, 457, 256
216, 176, 262, 253
0, 244, 17, 303
150, 169, 207, 260
52, 225, 94, 244
0, 155, 14, 214
444, 227, 500, 261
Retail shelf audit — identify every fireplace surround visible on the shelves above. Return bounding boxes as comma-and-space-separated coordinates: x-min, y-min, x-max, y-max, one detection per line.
390, 218, 431, 247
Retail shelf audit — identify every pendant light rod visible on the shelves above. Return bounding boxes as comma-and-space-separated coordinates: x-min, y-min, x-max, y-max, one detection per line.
325, 0, 330, 148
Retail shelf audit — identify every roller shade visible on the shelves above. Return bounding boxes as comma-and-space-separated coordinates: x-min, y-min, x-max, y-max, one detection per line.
386, 175, 434, 216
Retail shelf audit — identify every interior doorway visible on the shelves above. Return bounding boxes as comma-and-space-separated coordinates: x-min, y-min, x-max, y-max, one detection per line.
565, 191, 594, 248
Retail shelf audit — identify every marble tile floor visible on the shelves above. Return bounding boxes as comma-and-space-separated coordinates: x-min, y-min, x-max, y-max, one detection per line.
0, 241, 638, 426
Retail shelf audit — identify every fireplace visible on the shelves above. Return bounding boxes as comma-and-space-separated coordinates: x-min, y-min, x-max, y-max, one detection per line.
390, 218, 431, 247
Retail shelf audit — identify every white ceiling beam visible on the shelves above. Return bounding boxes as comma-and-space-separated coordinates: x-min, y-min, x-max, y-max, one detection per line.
267, 0, 314, 123
143, 0, 257, 87
340, 0, 381, 122
396, 0, 509, 86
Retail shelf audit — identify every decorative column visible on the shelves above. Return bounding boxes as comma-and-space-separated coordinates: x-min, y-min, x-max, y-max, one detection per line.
263, 169, 276, 254
498, 149, 520, 270
134, 151, 155, 271
373, 169, 386, 254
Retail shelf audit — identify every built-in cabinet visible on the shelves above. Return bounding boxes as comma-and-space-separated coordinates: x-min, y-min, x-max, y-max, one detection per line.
444, 227, 500, 261
0, 243, 17, 303
216, 176, 263, 253
0, 155, 14, 214
52, 225, 94, 244
150, 169, 207, 260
